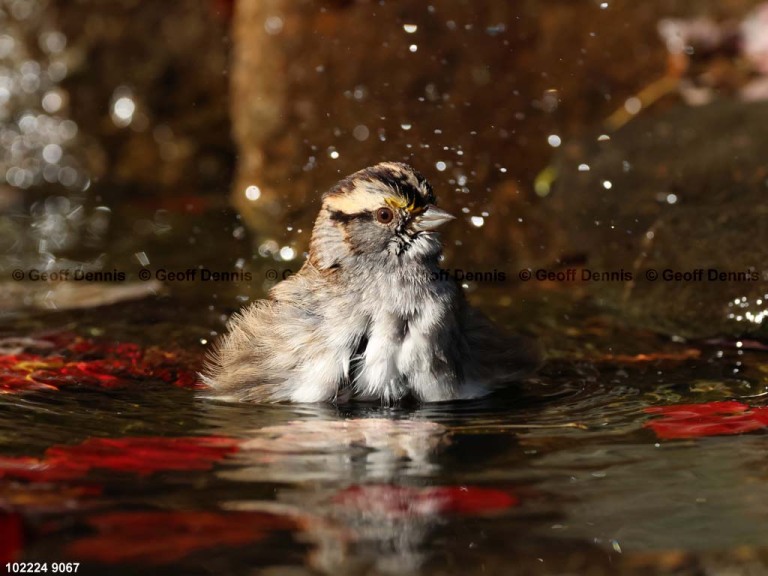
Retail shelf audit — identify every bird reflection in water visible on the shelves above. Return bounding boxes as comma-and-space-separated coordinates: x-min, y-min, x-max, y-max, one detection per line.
203, 404, 515, 574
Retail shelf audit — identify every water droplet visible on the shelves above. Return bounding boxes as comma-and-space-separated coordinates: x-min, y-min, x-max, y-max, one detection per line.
578, 163, 590, 172
111, 88, 136, 127
10, 0, 33, 20
352, 125, 369, 141
42, 143, 62, 164
486, 23, 506, 36
43, 165, 59, 183
666, 193, 678, 204
470, 216, 485, 227
40, 31, 67, 54
0, 35, 15, 58
264, 15, 284, 35
409, 44, 418, 53
258, 240, 279, 258
542, 89, 560, 113
279, 246, 296, 261
58, 167, 77, 187
547, 134, 562, 148
48, 61, 68, 82
403, 23, 418, 33
42, 90, 63, 113
56, 120, 76, 141
352, 85, 367, 101
245, 185, 261, 201
602, 180, 612, 190
400, 123, 412, 131
435, 161, 447, 171
624, 96, 641, 115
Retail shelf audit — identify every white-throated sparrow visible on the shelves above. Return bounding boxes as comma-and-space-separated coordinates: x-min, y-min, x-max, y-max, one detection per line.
203, 162, 538, 403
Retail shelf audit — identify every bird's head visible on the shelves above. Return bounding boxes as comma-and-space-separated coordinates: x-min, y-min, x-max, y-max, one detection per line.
309, 162, 454, 271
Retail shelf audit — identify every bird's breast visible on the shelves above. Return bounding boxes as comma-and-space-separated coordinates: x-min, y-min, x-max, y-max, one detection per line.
352, 293, 456, 402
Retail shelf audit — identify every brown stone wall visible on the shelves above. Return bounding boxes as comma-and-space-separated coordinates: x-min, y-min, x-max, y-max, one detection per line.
56, 0, 233, 197
230, 0, 760, 268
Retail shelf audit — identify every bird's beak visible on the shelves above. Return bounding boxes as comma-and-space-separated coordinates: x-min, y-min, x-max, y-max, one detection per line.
411, 205, 456, 232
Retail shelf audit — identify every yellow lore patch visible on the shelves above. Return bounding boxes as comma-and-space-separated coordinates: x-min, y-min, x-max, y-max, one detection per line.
385, 196, 424, 214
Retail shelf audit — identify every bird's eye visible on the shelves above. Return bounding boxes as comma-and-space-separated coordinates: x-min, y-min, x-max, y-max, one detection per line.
376, 207, 394, 224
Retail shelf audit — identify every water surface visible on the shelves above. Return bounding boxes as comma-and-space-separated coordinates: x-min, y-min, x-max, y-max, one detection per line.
2, 281, 766, 575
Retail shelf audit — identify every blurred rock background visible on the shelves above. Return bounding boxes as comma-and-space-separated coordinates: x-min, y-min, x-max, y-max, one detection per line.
0, 0, 236, 300
55, 0, 233, 198
231, 0, 676, 267
229, 0, 761, 268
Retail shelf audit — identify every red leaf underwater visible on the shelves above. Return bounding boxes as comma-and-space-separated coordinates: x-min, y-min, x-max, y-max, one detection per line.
0, 334, 201, 393
334, 484, 519, 517
0, 436, 239, 482
0, 512, 23, 563
644, 401, 768, 439
66, 510, 296, 564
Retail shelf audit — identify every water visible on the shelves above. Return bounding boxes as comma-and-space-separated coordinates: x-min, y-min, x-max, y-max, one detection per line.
3, 279, 767, 575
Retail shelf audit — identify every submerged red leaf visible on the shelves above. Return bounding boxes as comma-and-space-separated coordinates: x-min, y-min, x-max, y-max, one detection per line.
0, 436, 239, 482
644, 401, 768, 439
0, 334, 201, 393
334, 484, 519, 517
65, 510, 296, 564
0, 512, 23, 563
0, 482, 102, 511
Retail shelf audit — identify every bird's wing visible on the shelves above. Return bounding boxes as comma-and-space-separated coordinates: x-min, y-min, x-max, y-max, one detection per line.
200, 299, 321, 402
